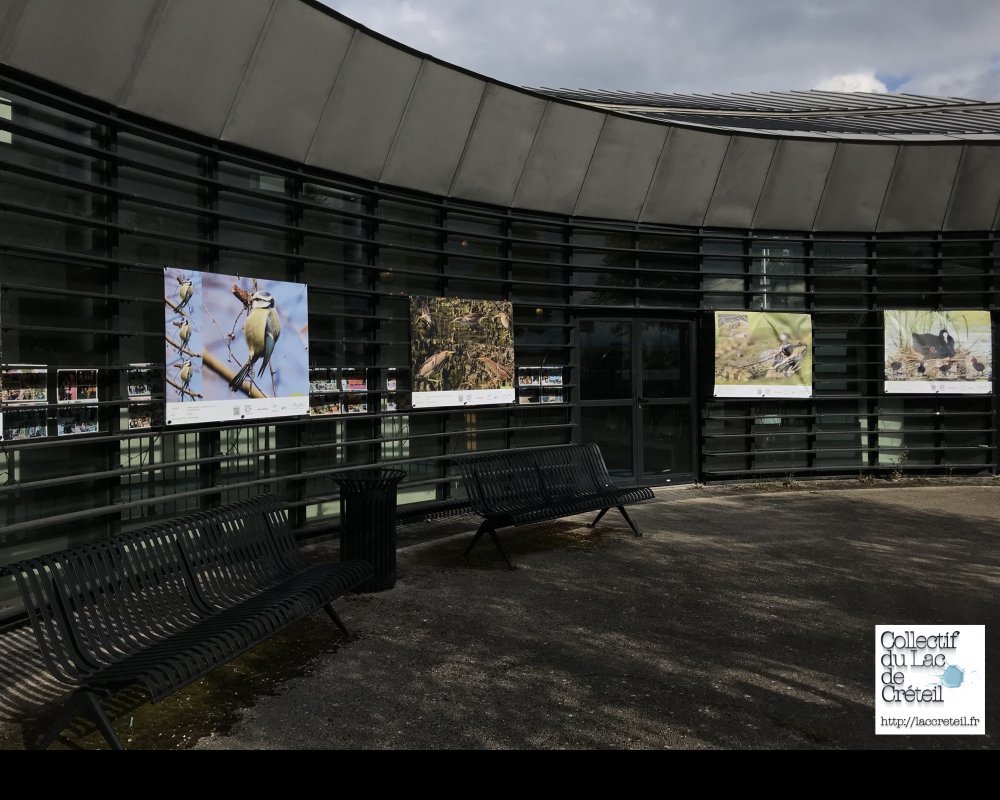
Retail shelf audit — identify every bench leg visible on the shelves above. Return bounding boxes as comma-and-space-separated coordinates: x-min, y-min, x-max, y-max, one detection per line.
588, 507, 610, 529
464, 520, 491, 556
465, 521, 517, 570
617, 506, 643, 538
36, 689, 123, 751
323, 603, 354, 640
486, 529, 516, 571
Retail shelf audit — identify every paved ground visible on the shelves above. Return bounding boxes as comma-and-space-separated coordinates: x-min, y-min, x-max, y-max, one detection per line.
2, 482, 998, 749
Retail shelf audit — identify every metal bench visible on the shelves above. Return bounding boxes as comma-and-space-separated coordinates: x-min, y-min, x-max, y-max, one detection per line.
454, 443, 655, 569
2, 495, 373, 750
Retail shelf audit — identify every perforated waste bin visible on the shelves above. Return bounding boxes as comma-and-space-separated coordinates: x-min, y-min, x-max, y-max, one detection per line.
333, 468, 406, 592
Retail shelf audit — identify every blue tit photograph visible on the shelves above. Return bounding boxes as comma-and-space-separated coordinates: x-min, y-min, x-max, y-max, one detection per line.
163, 267, 204, 402
199, 273, 309, 402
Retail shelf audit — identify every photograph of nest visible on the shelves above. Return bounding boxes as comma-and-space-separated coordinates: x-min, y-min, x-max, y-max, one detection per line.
410, 296, 515, 402
714, 311, 813, 398
884, 310, 992, 393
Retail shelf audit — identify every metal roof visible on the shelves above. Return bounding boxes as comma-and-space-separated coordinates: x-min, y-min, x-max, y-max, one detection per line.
4, 0, 1000, 230
535, 89, 1000, 139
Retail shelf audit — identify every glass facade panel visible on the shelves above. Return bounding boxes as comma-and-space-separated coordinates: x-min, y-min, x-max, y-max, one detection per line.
581, 407, 633, 478
643, 405, 692, 477
750, 239, 806, 310
0, 72, 997, 619
579, 320, 632, 400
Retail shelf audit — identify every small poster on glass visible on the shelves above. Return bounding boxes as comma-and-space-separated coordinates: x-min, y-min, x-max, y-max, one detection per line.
57, 369, 99, 404
541, 368, 563, 387
309, 368, 339, 394
341, 370, 367, 393
0, 408, 48, 441
127, 364, 157, 401
309, 397, 342, 417
518, 367, 541, 387
128, 403, 164, 431
57, 404, 99, 436
0, 365, 48, 405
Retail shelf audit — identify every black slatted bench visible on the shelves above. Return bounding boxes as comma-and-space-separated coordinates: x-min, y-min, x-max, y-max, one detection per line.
1, 495, 373, 750
454, 443, 655, 569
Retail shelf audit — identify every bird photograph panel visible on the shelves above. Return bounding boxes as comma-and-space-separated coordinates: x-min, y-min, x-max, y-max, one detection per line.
164, 268, 204, 402
884, 310, 992, 386
410, 296, 515, 395
200, 274, 308, 401
714, 311, 813, 392
164, 267, 309, 403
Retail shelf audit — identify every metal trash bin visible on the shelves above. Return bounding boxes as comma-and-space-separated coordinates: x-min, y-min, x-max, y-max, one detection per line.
332, 468, 406, 592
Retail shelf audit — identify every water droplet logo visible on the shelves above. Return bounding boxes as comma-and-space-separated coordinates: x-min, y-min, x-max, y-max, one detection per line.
940, 665, 964, 688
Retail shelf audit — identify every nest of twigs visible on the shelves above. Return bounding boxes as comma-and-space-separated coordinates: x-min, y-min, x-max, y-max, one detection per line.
886, 345, 976, 381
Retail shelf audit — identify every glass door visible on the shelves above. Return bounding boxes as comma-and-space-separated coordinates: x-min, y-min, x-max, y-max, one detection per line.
579, 318, 696, 484
639, 321, 695, 481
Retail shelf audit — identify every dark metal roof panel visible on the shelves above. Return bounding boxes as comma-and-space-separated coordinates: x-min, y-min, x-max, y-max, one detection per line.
574, 115, 667, 220
944, 145, 1000, 231
878, 145, 964, 231
7, 0, 161, 105
704, 136, 776, 229
814, 143, 898, 232
640, 127, 730, 226
0, 1, 29, 64
381, 61, 487, 196
305, 32, 421, 182
753, 139, 838, 231
2, 1, 997, 233
123, 0, 273, 139
450, 84, 547, 207
512, 102, 606, 215
222, 0, 353, 163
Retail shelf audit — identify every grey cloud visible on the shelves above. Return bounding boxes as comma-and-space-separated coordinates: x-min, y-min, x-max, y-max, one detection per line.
323, 0, 1000, 99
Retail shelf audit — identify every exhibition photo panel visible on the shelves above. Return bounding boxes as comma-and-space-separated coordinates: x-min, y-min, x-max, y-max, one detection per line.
884, 310, 993, 395
713, 311, 813, 399
410, 296, 515, 408
164, 267, 310, 425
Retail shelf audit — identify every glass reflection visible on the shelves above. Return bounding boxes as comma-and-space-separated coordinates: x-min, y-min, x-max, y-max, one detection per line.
580, 320, 631, 400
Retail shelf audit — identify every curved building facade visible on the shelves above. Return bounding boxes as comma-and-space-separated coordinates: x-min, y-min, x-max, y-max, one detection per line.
1, 0, 999, 614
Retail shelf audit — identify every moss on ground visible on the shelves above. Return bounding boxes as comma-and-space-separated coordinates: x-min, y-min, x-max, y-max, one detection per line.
6, 615, 348, 751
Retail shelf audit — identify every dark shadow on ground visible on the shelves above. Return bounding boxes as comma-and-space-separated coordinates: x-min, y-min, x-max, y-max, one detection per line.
2, 485, 997, 749
200, 486, 998, 750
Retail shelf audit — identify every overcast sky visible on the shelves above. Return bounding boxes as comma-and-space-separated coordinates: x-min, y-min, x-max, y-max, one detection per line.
321, 0, 1000, 100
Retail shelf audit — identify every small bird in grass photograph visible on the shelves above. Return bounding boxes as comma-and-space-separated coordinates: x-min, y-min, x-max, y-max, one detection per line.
453, 311, 484, 329
409, 296, 515, 400
230, 291, 281, 392
417, 350, 454, 379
